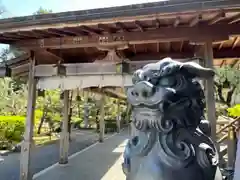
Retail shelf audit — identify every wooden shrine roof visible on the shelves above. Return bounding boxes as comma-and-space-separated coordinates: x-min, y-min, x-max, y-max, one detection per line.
0, 0, 239, 73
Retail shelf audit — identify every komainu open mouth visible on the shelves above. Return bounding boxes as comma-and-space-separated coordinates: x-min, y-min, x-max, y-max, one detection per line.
132, 107, 162, 131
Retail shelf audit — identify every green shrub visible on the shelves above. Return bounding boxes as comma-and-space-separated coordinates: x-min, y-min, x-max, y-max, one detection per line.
227, 104, 240, 117
0, 116, 25, 144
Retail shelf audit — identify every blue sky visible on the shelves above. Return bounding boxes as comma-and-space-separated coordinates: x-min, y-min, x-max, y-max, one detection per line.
1, 0, 163, 17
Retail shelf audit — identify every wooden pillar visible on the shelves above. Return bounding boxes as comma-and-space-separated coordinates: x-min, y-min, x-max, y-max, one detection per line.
227, 126, 237, 169
20, 52, 37, 180
116, 100, 121, 133
204, 41, 217, 142
126, 104, 132, 135
84, 103, 89, 128
59, 90, 70, 164
99, 92, 105, 142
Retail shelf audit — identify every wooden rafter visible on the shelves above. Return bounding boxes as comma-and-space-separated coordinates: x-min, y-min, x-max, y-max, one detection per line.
40, 50, 64, 62
134, 21, 144, 32
230, 59, 239, 68
17, 32, 40, 38
115, 22, 128, 32
31, 30, 51, 38
165, 42, 171, 52
220, 59, 226, 67
0, 36, 20, 41
179, 41, 184, 52
218, 41, 225, 50
98, 23, 113, 33
153, 19, 160, 28
46, 29, 66, 37
232, 37, 239, 49
2, 33, 25, 39
55, 29, 80, 36
208, 11, 226, 25
229, 13, 240, 24
32, 30, 59, 37
12, 24, 239, 50
125, 49, 240, 61
156, 43, 160, 52
132, 44, 136, 54
189, 14, 202, 27
79, 25, 100, 35
173, 17, 180, 27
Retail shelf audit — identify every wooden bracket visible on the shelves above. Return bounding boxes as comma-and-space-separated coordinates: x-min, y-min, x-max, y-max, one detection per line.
96, 44, 129, 63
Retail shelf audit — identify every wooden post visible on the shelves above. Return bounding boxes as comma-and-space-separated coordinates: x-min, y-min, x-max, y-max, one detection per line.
116, 100, 121, 133
204, 41, 217, 142
59, 90, 70, 164
99, 91, 105, 142
227, 126, 237, 169
84, 92, 89, 128
126, 104, 132, 135
20, 52, 37, 180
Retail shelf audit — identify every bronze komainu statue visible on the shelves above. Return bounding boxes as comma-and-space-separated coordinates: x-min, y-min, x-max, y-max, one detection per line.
122, 58, 222, 180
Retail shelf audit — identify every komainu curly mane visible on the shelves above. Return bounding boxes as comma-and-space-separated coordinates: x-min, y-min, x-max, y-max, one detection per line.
122, 58, 222, 180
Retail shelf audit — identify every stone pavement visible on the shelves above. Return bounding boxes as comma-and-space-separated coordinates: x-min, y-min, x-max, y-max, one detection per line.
33, 130, 129, 180
0, 129, 107, 180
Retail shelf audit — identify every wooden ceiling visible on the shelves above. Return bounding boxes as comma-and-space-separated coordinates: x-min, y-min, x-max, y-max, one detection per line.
0, 0, 239, 68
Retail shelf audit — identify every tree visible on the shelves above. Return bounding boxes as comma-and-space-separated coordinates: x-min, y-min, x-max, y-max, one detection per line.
33, 7, 52, 15
214, 66, 240, 107
0, 78, 27, 115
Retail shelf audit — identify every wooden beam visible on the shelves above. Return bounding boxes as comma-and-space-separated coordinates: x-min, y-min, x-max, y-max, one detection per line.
189, 14, 202, 27
30, 30, 50, 38
39, 49, 64, 62
232, 37, 239, 49
79, 25, 100, 35
229, 13, 240, 24
220, 60, 226, 67
156, 43, 159, 52
115, 22, 128, 32
98, 23, 114, 33
55, 28, 80, 36
97, 49, 123, 62
208, 11, 226, 25
218, 41, 225, 50
230, 59, 239, 68
37, 29, 64, 37
165, 42, 171, 52
17, 32, 39, 38
47, 29, 66, 37
173, 17, 180, 27
134, 20, 144, 32
13, 24, 239, 50
214, 47, 240, 58
89, 87, 126, 100
153, 19, 161, 28
3, 33, 25, 39
179, 41, 184, 52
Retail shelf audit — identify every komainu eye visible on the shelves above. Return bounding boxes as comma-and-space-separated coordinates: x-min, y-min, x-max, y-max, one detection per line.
158, 76, 176, 87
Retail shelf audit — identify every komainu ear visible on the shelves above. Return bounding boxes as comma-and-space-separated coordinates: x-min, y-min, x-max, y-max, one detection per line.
181, 61, 215, 79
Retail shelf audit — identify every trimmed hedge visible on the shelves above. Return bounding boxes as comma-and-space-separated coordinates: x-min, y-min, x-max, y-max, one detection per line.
0, 116, 25, 142
0, 116, 25, 150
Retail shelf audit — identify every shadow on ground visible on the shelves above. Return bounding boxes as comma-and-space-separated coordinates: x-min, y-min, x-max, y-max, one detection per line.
0, 130, 110, 180
34, 131, 128, 180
